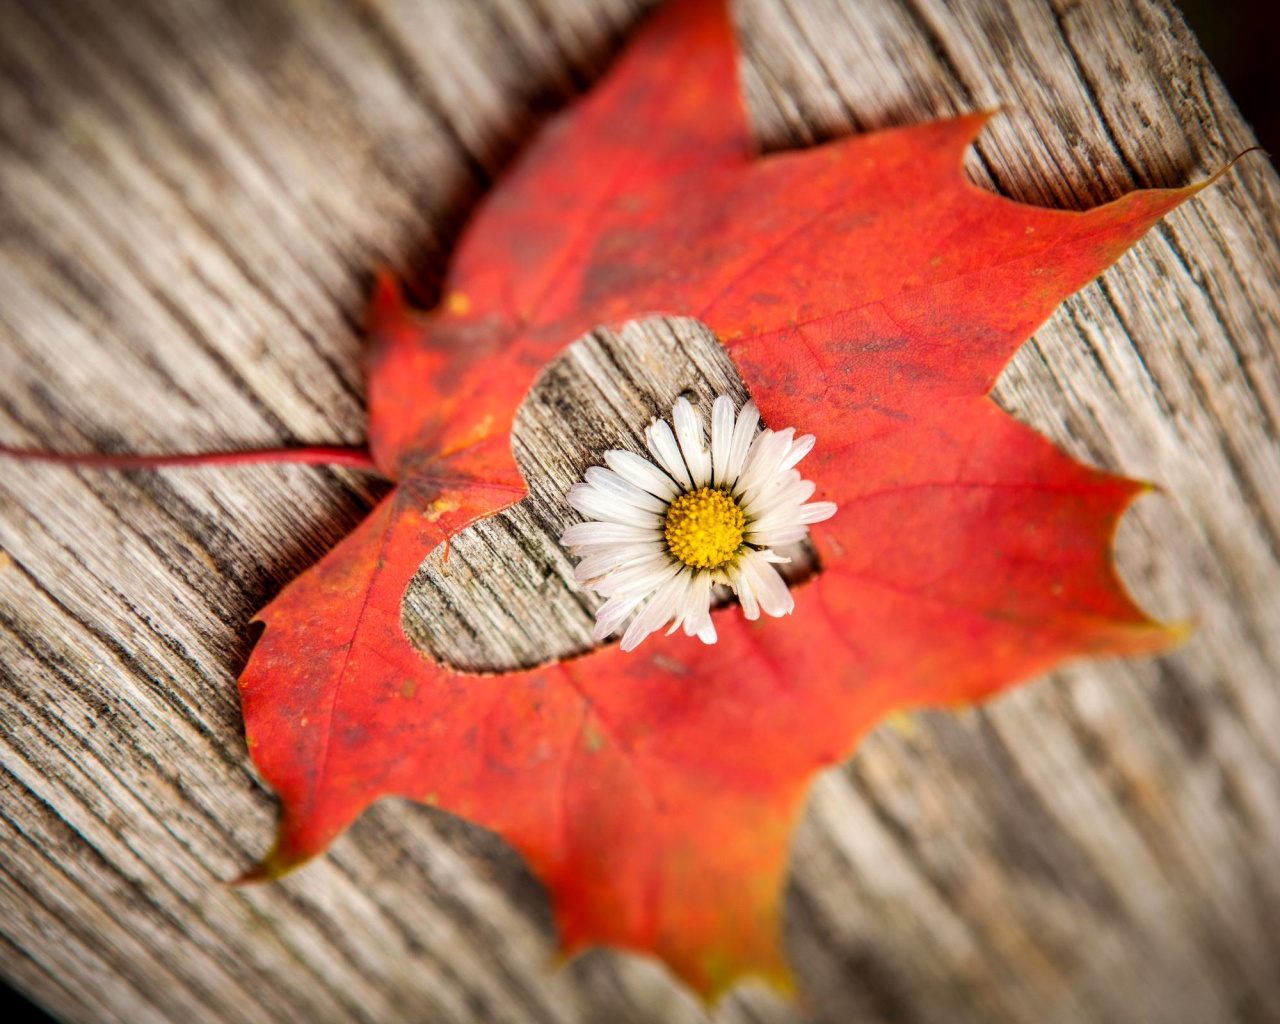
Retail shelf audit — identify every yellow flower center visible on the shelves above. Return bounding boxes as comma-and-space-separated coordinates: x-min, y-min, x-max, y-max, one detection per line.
663, 486, 746, 570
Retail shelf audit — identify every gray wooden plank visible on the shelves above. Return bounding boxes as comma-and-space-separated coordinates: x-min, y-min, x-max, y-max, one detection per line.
0, 0, 1277, 1022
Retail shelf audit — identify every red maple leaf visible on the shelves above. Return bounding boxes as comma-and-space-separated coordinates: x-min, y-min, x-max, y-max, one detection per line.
135, 0, 1218, 999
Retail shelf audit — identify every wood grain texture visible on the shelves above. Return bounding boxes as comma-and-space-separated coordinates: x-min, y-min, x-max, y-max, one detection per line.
0, 0, 1277, 1022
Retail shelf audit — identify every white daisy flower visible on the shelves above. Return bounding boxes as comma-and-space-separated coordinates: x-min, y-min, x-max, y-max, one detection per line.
559, 394, 837, 652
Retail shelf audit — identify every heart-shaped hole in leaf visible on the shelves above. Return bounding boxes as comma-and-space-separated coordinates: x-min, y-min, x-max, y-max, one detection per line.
403, 316, 821, 673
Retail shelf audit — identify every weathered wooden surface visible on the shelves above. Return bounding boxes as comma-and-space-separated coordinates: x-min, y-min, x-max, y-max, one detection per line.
1, 0, 1278, 1022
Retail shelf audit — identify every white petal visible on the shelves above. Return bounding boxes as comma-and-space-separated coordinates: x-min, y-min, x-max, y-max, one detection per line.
725, 400, 760, 486
711, 395, 735, 487
742, 474, 815, 518
560, 521, 662, 549
604, 449, 680, 501
779, 433, 816, 472
673, 572, 714, 639
798, 501, 838, 524
664, 572, 698, 636
726, 563, 760, 620
685, 577, 718, 644
735, 428, 794, 499
645, 419, 694, 490
584, 466, 669, 514
573, 544, 666, 583
593, 594, 645, 641
567, 483, 663, 528
746, 524, 810, 547
594, 558, 681, 599
673, 397, 712, 487
747, 504, 817, 538
620, 571, 690, 651
740, 550, 794, 617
